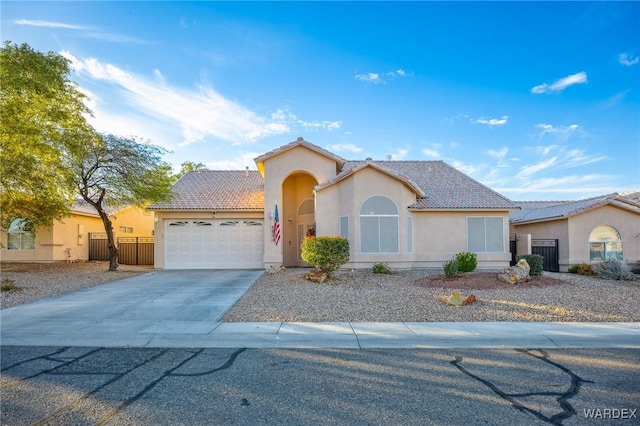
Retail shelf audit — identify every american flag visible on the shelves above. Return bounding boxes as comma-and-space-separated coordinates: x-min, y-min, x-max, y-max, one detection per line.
272, 203, 281, 245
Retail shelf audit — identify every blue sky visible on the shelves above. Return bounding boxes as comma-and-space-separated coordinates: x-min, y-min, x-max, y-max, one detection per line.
2, 1, 639, 201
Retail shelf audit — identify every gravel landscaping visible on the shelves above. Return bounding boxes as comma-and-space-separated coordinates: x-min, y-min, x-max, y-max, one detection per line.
221, 268, 639, 323
1, 262, 152, 309
1, 262, 638, 323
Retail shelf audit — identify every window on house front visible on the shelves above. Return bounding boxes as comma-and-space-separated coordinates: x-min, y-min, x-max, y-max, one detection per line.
407, 217, 413, 253
589, 225, 623, 261
119, 226, 134, 233
298, 199, 315, 216
339, 216, 349, 240
360, 196, 399, 253
7, 218, 35, 250
467, 217, 504, 252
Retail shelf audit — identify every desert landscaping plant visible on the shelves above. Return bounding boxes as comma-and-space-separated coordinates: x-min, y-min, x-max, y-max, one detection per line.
455, 252, 477, 273
1, 278, 18, 291
443, 258, 459, 278
592, 259, 637, 281
300, 236, 349, 275
568, 263, 596, 276
516, 254, 544, 276
372, 262, 392, 274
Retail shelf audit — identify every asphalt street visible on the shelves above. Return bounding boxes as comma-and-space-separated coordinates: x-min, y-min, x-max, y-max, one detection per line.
1, 346, 638, 425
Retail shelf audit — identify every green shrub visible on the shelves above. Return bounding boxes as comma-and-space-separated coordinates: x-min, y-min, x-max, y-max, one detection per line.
443, 258, 459, 278
300, 236, 350, 274
516, 254, 544, 276
568, 263, 596, 276
1, 278, 18, 291
455, 252, 477, 273
372, 262, 392, 274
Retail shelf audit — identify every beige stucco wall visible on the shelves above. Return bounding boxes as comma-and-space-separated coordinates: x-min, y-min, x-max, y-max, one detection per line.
1, 206, 155, 263
511, 205, 640, 271
261, 145, 339, 268
316, 166, 511, 269
411, 210, 511, 269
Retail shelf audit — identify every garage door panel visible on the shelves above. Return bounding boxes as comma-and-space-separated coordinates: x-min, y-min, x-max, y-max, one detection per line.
164, 219, 263, 269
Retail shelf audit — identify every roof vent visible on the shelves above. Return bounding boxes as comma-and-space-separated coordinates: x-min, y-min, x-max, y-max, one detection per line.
386, 155, 392, 161
245, 166, 249, 177
365, 157, 373, 163
297, 136, 304, 141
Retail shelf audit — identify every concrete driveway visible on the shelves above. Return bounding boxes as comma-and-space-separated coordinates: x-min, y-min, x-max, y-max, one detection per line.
0, 269, 263, 347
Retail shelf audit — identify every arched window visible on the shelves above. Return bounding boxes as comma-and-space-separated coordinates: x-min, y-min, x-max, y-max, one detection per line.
298, 199, 315, 216
360, 196, 398, 253
7, 218, 35, 251
589, 225, 622, 261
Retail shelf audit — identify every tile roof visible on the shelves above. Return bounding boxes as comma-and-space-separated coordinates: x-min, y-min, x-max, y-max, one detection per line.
149, 146, 515, 212
510, 193, 640, 223
341, 160, 515, 209
149, 170, 264, 210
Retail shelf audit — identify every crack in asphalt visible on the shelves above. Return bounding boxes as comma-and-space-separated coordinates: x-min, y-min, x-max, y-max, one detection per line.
450, 349, 593, 425
30, 348, 170, 426
0, 347, 104, 389
2, 347, 248, 425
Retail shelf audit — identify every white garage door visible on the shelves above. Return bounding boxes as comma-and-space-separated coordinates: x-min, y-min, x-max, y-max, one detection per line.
164, 219, 264, 269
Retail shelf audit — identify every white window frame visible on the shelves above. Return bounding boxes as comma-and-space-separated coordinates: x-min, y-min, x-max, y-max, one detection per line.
7, 218, 35, 251
466, 216, 504, 253
589, 225, 623, 261
359, 196, 399, 254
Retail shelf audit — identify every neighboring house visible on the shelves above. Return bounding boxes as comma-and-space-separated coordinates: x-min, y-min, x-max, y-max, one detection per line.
0, 202, 154, 263
510, 193, 640, 272
150, 138, 516, 270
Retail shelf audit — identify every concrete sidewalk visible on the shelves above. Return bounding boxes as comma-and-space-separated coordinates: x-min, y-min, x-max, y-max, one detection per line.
1, 319, 638, 349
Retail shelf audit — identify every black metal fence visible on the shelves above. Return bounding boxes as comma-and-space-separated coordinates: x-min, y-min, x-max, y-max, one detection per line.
510, 234, 560, 272
531, 239, 559, 272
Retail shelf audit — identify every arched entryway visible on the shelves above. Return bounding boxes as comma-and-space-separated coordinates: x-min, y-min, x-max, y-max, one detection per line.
282, 172, 317, 267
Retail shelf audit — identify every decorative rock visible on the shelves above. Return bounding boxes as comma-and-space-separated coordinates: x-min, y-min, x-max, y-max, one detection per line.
267, 265, 286, 274
305, 270, 328, 283
462, 294, 477, 305
497, 259, 531, 284
447, 291, 476, 306
447, 291, 464, 306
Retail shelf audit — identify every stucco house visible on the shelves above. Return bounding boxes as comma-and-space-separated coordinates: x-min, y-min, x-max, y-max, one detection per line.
510, 192, 640, 272
150, 138, 516, 270
0, 202, 155, 263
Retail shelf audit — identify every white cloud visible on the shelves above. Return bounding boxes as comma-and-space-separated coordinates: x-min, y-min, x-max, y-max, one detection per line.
14, 19, 86, 29
448, 159, 484, 176
422, 148, 440, 158
497, 174, 617, 197
389, 148, 408, 160
328, 143, 363, 153
619, 52, 639, 66
62, 52, 292, 146
355, 72, 382, 84
531, 72, 587, 94
205, 151, 262, 170
535, 123, 581, 142
474, 115, 508, 126
356, 68, 409, 84
487, 147, 509, 159
516, 157, 558, 178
